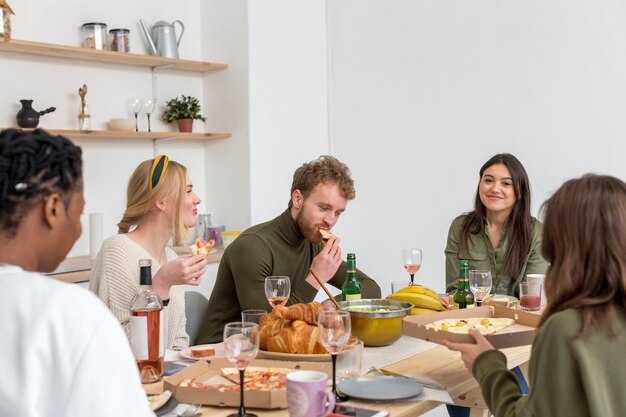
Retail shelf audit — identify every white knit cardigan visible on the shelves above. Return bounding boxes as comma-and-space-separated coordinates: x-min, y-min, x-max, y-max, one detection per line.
89, 234, 189, 349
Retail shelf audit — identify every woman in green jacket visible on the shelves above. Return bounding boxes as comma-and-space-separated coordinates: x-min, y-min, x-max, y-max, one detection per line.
444, 153, 547, 417
445, 153, 548, 297
445, 174, 626, 417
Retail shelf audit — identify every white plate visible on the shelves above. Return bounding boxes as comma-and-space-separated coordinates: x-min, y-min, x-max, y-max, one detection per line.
179, 343, 225, 361
338, 376, 423, 401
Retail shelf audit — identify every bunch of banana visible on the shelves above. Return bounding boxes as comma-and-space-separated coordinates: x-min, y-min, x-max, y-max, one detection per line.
386, 284, 448, 315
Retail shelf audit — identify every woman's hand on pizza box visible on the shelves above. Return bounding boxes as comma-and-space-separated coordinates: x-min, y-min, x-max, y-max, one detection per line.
442, 329, 495, 372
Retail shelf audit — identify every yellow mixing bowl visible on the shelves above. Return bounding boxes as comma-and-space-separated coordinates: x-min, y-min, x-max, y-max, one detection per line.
339, 299, 413, 346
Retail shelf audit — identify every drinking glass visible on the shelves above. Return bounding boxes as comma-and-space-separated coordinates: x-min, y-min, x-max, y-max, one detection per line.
469, 270, 492, 306
241, 309, 266, 325
318, 310, 351, 402
223, 322, 259, 417
264, 276, 290, 309
142, 98, 156, 132
127, 98, 143, 132
402, 248, 422, 285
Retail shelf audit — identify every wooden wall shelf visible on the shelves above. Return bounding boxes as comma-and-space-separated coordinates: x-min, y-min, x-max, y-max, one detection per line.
5, 128, 231, 141
0, 38, 228, 72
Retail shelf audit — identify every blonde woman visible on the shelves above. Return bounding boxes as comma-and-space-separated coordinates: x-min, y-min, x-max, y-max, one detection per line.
90, 155, 207, 349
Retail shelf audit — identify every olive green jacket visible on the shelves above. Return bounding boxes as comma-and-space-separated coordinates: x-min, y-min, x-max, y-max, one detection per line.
444, 215, 548, 296
474, 308, 626, 417
197, 209, 381, 343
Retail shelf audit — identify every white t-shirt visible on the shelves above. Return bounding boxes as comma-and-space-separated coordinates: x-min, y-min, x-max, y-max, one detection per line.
0, 265, 155, 417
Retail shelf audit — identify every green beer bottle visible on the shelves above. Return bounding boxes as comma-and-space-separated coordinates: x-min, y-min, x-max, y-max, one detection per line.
453, 260, 474, 309
342, 253, 362, 301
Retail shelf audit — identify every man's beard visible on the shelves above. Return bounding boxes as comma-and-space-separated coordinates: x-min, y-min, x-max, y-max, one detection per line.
295, 209, 324, 244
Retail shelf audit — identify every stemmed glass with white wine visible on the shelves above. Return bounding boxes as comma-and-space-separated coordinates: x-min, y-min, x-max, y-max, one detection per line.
469, 270, 492, 306
142, 98, 156, 132
264, 276, 290, 309
318, 310, 351, 402
402, 248, 422, 285
127, 98, 143, 132
223, 322, 259, 417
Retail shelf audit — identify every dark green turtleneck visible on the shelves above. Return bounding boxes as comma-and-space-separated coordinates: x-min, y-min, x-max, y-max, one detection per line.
197, 209, 381, 343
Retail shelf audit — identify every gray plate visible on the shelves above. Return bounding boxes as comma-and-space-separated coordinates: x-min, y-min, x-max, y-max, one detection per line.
155, 396, 178, 416
338, 376, 423, 401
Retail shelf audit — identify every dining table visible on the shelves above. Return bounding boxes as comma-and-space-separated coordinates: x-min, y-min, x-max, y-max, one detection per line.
147, 334, 532, 417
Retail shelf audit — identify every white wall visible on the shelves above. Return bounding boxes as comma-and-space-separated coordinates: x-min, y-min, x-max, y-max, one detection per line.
327, 0, 626, 297
247, 0, 330, 225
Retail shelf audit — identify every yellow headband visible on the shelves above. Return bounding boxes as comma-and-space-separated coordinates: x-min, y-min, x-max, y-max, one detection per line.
149, 155, 170, 190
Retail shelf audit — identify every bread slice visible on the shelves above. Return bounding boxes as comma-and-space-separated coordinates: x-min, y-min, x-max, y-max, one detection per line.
319, 229, 333, 242
191, 346, 216, 358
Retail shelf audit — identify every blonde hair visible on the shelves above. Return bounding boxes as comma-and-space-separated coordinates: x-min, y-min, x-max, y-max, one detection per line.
117, 158, 189, 245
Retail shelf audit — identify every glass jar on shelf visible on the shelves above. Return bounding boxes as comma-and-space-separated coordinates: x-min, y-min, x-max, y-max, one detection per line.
81, 22, 108, 50
109, 28, 130, 53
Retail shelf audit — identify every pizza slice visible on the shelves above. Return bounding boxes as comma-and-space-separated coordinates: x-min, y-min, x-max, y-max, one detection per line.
425, 317, 515, 335
190, 237, 216, 257
221, 366, 293, 390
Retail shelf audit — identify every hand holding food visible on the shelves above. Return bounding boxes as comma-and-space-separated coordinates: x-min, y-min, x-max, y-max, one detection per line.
153, 256, 207, 292
309, 236, 342, 286
190, 237, 216, 257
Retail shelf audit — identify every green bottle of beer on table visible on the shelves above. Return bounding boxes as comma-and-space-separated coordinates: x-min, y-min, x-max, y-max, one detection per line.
453, 259, 474, 309
342, 253, 362, 301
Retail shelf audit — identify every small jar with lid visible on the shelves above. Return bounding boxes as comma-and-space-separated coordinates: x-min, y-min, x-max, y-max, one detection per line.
109, 28, 130, 53
82, 22, 108, 50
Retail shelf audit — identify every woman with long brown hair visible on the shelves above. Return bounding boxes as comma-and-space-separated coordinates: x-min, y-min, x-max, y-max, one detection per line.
90, 155, 207, 349
444, 153, 547, 417
445, 174, 626, 416
445, 153, 548, 296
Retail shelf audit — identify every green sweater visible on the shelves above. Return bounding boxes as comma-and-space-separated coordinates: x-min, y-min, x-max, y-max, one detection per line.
473, 308, 626, 417
197, 209, 381, 343
444, 215, 548, 296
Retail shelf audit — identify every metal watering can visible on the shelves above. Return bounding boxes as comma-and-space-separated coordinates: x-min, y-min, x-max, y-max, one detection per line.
139, 19, 185, 59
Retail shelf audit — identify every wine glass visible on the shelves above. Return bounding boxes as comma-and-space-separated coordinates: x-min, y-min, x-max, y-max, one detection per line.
127, 98, 143, 132
469, 270, 492, 306
223, 322, 259, 417
264, 276, 290, 309
142, 98, 157, 132
318, 310, 351, 402
402, 248, 422, 285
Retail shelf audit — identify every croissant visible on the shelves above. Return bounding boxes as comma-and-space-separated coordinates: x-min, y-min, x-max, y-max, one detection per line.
283, 302, 324, 326
259, 313, 327, 354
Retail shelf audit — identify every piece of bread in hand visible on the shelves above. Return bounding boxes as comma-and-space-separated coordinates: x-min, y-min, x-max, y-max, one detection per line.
319, 229, 333, 242
191, 346, 216, 358
190, 237, 215, 257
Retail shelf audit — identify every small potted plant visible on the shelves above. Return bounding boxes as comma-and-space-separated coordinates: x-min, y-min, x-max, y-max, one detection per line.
160, 94, 207, 133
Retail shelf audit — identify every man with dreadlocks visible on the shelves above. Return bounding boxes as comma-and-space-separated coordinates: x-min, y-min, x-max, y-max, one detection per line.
0, 129, 154, 416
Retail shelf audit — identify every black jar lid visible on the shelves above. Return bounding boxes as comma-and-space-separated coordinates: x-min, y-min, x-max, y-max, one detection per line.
82, 22, 108, 27
109, 28, 130, 34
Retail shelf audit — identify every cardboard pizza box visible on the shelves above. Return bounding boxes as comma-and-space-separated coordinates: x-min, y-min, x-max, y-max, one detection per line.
403, 305, 541, 349
164, 357, 331, 409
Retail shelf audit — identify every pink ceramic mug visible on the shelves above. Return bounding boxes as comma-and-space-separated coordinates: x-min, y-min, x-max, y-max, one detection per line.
287, 371, 335, 417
